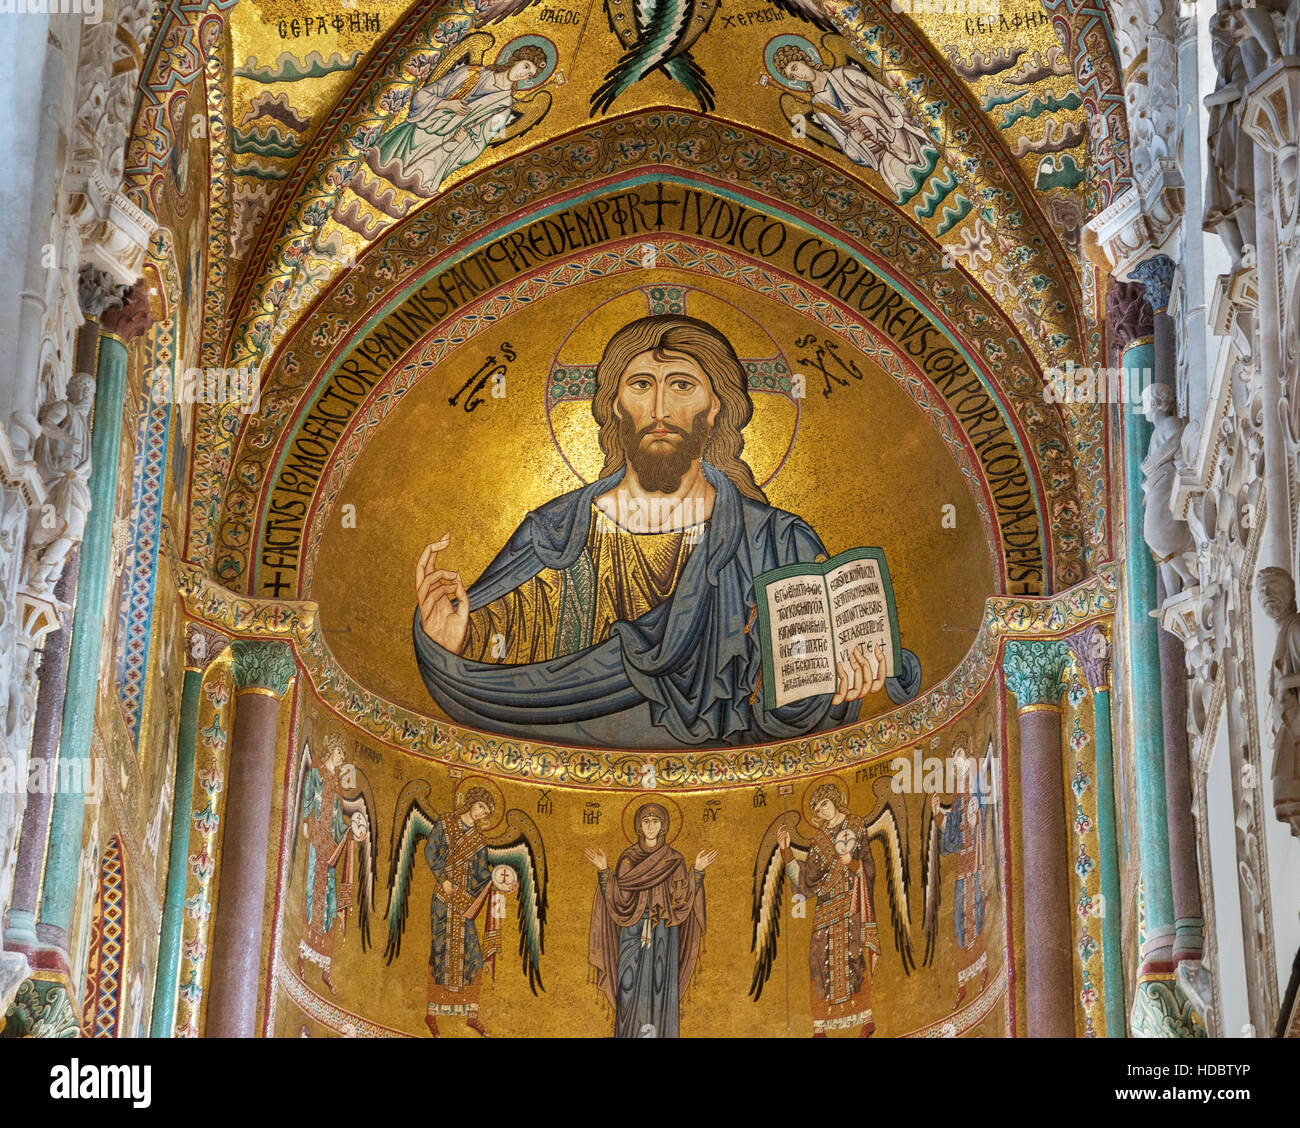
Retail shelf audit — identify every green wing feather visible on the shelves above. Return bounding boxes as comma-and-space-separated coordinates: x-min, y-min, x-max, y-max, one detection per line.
486, 809, 549, 994
383, 798, 437, 965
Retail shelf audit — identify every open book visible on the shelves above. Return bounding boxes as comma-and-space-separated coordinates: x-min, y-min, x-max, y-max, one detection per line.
752, 546, 901, 711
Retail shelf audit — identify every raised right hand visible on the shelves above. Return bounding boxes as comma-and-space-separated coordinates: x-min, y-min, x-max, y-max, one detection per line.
584, 847, 608, 871
416, 534, 469, 654
776, 826, 791, 851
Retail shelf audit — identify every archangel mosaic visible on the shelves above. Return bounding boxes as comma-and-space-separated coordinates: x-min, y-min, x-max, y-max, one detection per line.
0, 0, 1296, 1042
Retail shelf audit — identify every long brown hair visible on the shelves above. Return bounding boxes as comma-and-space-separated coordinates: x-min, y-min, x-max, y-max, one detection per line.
591, 315, 767, 503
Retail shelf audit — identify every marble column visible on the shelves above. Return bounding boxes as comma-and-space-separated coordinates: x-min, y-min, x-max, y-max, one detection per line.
36, 329, 128, 945
1003, 638, 1073, 1038
152, 627, 228, 1038
1067, 624, 1125, 1036
205, 639, 295, 1038
1131, 256, 1205, 969
3, 550, 78, 947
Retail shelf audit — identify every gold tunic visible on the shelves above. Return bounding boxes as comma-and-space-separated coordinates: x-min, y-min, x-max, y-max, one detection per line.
463, 505, 704, 663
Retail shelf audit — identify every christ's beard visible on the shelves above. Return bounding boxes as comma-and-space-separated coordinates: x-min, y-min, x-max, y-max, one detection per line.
620, 409, 710, 494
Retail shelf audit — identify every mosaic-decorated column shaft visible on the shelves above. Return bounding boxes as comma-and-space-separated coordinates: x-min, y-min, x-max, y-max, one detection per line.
36, 331, 129, 943
152, 627, 228, 1037
1003, 638, 1073, 1038
205, 639, 295, 1038
1067, 624, 1125, 1036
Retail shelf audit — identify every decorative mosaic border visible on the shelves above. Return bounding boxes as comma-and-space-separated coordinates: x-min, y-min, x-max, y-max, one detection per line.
173, 663, 233, 1038
292, 238, 1002, 596
288, 565, 1116, 791
200, 121, 1089, 591
81, 837, 127, 1038
116, 254, 177, 745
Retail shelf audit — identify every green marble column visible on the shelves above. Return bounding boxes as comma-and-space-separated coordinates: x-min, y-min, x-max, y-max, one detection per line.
1003, 638, 1073, 1037
37, 331, 129, 942
1119, 335, 1181, 1033
151, 629, 219, 1037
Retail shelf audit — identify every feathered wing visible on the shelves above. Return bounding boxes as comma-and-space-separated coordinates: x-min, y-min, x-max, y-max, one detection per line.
480, 0, 549, 24
489, 88, 553, 148
591, 0, 719, 115
765, 0, 838, 32
778, 91, 840, 152
288, 739, 314, 878
338, 769, 379, 953
425, 30, 494, 85
749, 811, 807, 1001
919, 799, 951, 967
865, 801, 914, 974
485, 809, 549, 994
383, 798, 438, 965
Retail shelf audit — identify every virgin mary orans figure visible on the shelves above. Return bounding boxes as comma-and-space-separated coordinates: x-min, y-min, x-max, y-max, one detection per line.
585, 803, 715, 1038
369, 45, 545, 196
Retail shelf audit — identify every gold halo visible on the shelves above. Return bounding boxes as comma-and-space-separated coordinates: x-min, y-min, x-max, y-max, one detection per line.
620, 793, 684, 845
799, 773, 850, 829
544, 283, 800, 489
454, 775, 506, 833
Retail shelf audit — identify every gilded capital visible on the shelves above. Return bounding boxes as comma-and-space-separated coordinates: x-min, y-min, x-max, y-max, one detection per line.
1002, 639, 1070, 710
230, 639, 296, 698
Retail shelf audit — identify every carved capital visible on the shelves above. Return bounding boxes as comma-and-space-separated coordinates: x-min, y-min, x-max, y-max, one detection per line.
1130, 253, 1177, 315
230, 639, 296, 698
1002, 639, 1071, 710
100, 284, 155, 343
76, 265, 126, 320
1067, 624, 1112, 690
1106, 279, 1156, 351
184, 623, 229, 672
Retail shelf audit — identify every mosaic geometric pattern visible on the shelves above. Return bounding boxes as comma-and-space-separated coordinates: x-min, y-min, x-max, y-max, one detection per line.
115, 300, 175, 747
81, 837, 127, 1039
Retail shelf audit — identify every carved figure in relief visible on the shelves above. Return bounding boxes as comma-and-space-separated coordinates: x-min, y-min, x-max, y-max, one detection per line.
19, 373, 95, 594
1255, 567, 1300, 838
1140, 383, 1195, 595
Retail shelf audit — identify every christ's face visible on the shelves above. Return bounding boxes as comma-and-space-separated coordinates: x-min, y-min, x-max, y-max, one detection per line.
615, 350, 720, 493
640, 815, 663, 843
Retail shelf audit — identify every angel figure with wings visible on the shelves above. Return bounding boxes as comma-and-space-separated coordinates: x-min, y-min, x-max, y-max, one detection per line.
290, 733, 377, 993
369, 36, 555, 198
750, 778, 912, 1037
920, 738, 998, 1010
383, 782, 547, 1037
769, 32, 933, 200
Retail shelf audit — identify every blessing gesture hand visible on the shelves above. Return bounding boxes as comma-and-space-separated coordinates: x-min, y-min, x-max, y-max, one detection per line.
416, 534, 469, 654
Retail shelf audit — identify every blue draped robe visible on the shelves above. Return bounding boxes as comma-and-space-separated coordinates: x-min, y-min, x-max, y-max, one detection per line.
414, 462, 920, 747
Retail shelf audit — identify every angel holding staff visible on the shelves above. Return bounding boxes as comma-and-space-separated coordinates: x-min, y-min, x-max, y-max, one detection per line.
750, 776, 913, 1036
